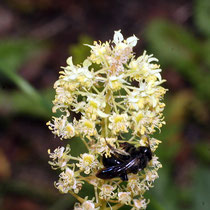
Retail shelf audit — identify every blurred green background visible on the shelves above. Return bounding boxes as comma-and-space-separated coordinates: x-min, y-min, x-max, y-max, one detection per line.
0, 0, 210, 209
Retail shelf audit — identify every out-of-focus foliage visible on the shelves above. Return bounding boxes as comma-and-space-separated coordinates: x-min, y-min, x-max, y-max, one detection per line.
194, 0, 210, 37
145, 19, 210, 100
0, 0, 210, 209
69, 35, 93, 65
0, 39, 52, 118
143, 2, 210, 209
0, 40, 39, 72
0, 88, 53, 118
191, 166, 210, 210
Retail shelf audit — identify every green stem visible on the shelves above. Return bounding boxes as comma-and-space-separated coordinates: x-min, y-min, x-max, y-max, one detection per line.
94, 67, 109, 75
92, 85, 100, 94
69, 191, 84, 203
81, 137, 89, 150
101, 200, 107, 210
115, 102, 132, 115
1, 68, 51, 113
101, 90, 111, 137
111, 203, 123, 210
111, 94, 118, 114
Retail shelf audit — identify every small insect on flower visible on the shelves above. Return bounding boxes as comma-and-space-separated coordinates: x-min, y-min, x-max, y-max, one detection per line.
96, 140, 152, 181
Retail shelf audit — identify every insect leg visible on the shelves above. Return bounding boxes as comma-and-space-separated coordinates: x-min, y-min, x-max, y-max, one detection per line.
119, 172, 128, 181
104, 138, 130, 161
119, 142, 137, 155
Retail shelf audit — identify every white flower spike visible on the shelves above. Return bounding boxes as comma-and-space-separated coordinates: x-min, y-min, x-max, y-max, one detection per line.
48, 30, 167, 209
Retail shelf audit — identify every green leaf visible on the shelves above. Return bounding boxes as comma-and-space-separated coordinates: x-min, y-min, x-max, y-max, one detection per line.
69, 35, 93, 65
203, 39, 210, 68
145, 19, 202, 64
194, 0, 210, 37
145, 19, 210, 100
49, 195, 75, 210
0, 39, 52, 116
0, 39, 41, 72
0, 88, 53, 119
194, 142, 210, 163
191, 166, 210, 210
148, 168, 179, 210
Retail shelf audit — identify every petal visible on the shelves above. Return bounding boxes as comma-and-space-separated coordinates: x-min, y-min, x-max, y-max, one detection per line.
97, 110, 109, 118
66, 56, 73, 66
113, 30, 124, 44
83, 59, 92, 67
127, 35, 139, 47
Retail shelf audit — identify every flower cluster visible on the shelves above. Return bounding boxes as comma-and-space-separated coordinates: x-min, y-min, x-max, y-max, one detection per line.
47, 30, 166, 209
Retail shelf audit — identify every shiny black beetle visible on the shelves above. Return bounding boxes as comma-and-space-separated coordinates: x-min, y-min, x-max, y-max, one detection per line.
96, 142, 152, 181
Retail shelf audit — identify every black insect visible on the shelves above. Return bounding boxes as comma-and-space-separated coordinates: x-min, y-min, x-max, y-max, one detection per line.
96, 142, 152, 181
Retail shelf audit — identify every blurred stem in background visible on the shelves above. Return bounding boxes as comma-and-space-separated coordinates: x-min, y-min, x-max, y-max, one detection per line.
0, 39, 52, 119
